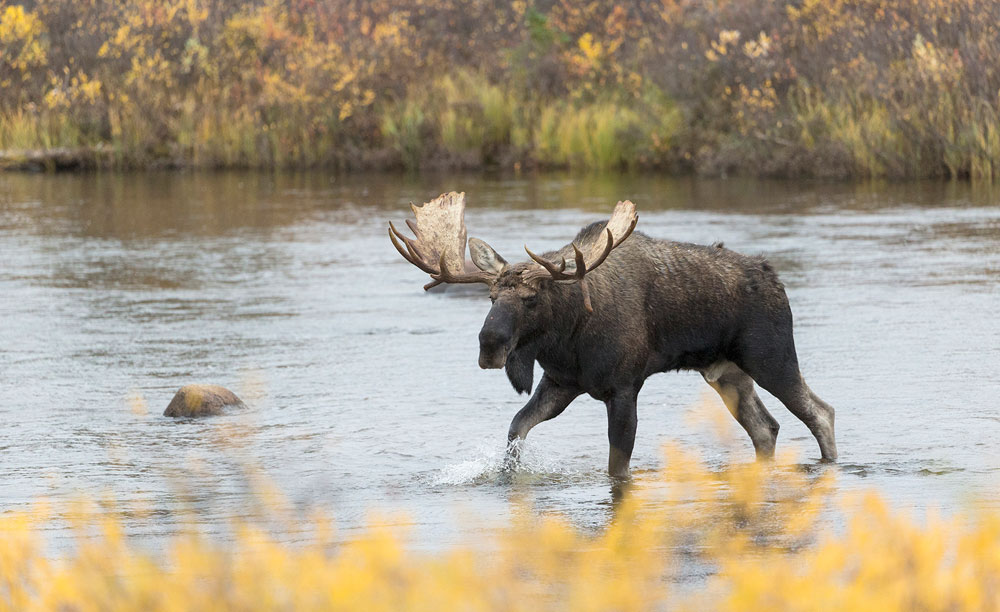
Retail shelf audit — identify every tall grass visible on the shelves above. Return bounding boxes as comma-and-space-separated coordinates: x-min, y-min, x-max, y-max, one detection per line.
534, 96, 681, 170
435, 71, 517, 158
0, 110, 84, 151
381, 101, 427, 169
2, 444, 999, 610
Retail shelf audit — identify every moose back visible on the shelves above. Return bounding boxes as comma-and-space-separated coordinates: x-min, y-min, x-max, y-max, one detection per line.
389, 192, 836, 477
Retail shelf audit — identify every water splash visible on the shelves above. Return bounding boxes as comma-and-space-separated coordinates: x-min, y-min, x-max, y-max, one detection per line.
431, 439, 580, 486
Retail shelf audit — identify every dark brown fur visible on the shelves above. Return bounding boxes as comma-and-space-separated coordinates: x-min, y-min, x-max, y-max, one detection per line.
478, 222, 837, 477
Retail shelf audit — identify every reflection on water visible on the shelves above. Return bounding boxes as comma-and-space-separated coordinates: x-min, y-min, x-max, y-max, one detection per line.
0, 171, 998, 549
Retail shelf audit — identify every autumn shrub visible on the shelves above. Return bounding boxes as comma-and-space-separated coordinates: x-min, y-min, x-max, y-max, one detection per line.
1, 0, 999, 177
2, 444, 999, 611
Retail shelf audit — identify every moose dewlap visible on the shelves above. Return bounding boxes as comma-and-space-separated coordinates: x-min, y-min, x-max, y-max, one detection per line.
390, 192, 837, 478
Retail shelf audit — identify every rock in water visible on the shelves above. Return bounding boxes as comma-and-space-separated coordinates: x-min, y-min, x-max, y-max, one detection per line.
164, 384, 245, 417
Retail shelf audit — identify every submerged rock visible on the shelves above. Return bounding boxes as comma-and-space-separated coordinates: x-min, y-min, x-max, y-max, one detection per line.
164, 384, 245, 417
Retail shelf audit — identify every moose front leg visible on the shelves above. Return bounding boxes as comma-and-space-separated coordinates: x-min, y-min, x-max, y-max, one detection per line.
505, 375, 580, 468
606, 391, 638, 479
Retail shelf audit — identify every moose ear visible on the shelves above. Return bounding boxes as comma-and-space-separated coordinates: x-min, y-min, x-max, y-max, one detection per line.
468, 237, 507, 274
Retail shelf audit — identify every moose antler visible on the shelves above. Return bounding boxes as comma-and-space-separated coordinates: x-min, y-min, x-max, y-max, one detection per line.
523, 200, 638, 312
388, 191, 497, 290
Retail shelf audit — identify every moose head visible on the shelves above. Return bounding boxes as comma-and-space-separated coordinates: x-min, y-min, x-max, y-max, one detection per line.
389, 191, 637, 378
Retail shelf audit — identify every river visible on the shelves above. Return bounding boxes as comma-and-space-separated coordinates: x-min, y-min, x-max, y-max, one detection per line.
0, 171, 998, 551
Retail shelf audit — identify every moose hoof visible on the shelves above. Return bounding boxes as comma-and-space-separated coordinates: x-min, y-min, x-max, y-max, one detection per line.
164, 384, 245, 418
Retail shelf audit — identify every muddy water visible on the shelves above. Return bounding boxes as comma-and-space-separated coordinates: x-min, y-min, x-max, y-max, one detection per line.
0, 172, 998, 549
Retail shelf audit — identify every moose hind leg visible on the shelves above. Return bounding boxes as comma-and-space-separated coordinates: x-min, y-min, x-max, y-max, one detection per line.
747, 367, 837, 462
803, 384, 837, 461
779, 380, 836, 461
703, 362, 779, 459
736, 312, 838, 462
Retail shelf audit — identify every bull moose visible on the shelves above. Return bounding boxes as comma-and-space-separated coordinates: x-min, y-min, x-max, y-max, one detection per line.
389, 192, 837, 478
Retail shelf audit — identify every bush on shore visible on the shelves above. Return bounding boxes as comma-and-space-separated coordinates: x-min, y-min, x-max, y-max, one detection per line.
2, 445, 998, 611
1, 0, 999, 178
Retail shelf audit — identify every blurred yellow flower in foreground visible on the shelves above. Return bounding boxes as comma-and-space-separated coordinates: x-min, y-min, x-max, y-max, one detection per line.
0, 444, 997, 611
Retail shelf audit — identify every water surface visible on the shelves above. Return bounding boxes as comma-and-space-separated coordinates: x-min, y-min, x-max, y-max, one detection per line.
0, 172, 998, 549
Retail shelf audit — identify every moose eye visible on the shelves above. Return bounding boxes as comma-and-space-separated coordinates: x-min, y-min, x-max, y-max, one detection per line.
522, 295, 539, 308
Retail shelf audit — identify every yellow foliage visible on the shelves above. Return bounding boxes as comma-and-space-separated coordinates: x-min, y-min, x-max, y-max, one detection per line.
0, 4, 46, 72
578, 32, 603, 64
1, 445, 999, 610
743, 31, 772, 59
0, 0, 998, 176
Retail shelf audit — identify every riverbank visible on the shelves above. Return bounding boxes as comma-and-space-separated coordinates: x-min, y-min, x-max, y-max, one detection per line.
0, 146, 110, 171
2, 1, 999, 179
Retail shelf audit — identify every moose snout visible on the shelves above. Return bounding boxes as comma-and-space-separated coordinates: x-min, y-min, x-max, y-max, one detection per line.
478, 328, 511, 369
478, 322, 513, 369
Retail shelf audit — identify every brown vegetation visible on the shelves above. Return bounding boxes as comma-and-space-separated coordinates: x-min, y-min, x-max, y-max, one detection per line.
1, 0, 999, 178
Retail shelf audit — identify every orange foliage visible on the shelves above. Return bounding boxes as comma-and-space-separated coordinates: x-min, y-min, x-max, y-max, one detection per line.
0, 0, 998, 177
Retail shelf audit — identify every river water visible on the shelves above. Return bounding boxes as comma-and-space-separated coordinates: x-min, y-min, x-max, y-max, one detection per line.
0, 172, 998, 550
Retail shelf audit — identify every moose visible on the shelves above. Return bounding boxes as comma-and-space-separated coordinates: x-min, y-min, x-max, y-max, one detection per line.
389, 192, 837, 478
